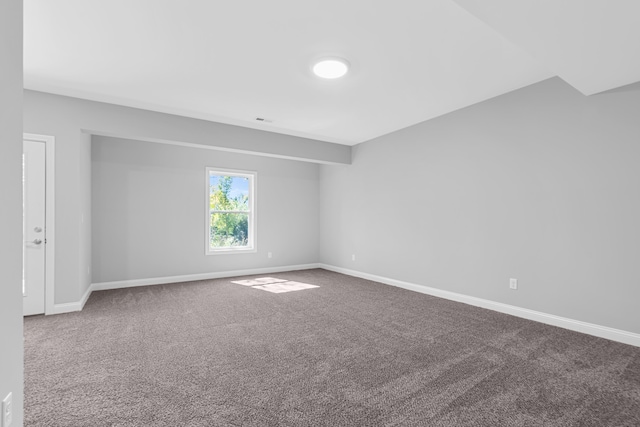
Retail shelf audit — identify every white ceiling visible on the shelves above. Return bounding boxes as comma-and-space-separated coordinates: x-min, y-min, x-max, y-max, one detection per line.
23, 1, 640, 146
451, 0, 640, 96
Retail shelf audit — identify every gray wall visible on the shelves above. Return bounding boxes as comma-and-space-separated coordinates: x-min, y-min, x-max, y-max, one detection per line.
23, 90, 346, 304
24, 91, 350, 165
319, 77, 640, 335
79, 132, 92, 293
92, 136, 319, 283
0, 1, 24, 425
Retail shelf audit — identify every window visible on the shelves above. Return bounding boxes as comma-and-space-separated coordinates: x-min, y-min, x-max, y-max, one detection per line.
206, 168, 256, 254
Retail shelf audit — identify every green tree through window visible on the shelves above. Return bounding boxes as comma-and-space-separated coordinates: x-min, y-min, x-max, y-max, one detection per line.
208, 170, 254, 251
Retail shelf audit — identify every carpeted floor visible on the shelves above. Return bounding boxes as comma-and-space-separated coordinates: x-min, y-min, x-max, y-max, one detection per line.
24, 269, 640, 426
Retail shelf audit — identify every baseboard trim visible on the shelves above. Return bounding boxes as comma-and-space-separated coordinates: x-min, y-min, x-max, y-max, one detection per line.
52, 263, 640, 348
318, 264, 640, 348
51, 284, 94, 315
92, 263, 321, 292
51, 301, 82, 315
79, 284, 93, 310
51, 263, 321, 314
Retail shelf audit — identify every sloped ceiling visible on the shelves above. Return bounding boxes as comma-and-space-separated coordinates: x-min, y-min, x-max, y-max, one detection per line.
452, 0, 640, 96
23, 1, 640, 145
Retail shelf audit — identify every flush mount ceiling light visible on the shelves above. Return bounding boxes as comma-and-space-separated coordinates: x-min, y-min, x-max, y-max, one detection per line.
312, 58, 350, 79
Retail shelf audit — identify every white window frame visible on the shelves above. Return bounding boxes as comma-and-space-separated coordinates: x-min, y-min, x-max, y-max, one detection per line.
205, 167, 257, 255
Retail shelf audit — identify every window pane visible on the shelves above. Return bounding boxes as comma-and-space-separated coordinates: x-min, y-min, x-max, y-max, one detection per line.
209, 175, 249, 211
210, 212, 249, 248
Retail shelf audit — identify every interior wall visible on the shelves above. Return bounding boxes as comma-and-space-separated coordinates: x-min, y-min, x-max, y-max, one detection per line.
23, 90, 344, 304
319, 77, 640, 335
92, 136, 319, 283
23, 90, 350, 165
0, 0, 24, 425
79, 132, 92, 298
23, 93, 90, 304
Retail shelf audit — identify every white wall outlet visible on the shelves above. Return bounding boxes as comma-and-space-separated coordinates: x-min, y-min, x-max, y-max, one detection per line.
267, 252, 272, 259
2, 392, 12, 427
509, 278, 518, 290
352, 254, 356, 261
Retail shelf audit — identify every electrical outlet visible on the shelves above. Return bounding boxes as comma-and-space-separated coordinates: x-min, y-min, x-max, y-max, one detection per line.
2, 392, 12, 427
267, 252, 272, 259
352, 254, 356, 261
509, 278, 518, 290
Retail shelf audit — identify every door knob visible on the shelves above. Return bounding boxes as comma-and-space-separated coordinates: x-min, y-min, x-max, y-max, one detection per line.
34, 226, 42, 233
32, 239, 42, 245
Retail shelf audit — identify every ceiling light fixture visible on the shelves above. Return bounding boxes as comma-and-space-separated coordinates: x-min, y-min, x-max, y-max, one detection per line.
312, 58, 350, 79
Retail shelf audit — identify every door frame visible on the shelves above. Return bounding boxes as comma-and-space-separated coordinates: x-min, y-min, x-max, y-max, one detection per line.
23, 133, 55, 315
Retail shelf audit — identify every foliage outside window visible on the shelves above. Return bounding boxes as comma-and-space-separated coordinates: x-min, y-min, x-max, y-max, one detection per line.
206, 168, 255, 253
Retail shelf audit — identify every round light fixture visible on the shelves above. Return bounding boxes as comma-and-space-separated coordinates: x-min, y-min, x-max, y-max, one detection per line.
312, 58, 350, 79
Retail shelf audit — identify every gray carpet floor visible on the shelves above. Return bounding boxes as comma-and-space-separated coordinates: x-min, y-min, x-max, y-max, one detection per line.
24, 269, 640, 426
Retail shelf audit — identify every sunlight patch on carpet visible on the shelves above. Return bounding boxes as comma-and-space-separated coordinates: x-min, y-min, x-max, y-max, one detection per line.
231, 277, 319, 293
231, 277, 288, 286
253, 281, 319, 293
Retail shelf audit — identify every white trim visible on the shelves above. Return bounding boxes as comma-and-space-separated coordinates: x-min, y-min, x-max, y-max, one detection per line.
92, 263, 320, 291
78, 284, 93, 310
205, 167, 257, 255
318, 264, 640, 348
51, 301, 84, 315
49, 264, 320, 314
50, 285, 93, 315
23, 133, 56, 315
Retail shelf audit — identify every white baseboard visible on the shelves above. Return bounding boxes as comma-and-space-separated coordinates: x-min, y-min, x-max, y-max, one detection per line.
51, 283, 94, 315
51, 301, 83, 315
318, 264, 640, 348
79, 284, 93, 310
51, 262, 640, 348
92, 263, 321, 291
50, 263, 320, 315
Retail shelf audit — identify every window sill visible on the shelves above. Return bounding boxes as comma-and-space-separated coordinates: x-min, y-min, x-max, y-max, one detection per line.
206, 247, 257, 256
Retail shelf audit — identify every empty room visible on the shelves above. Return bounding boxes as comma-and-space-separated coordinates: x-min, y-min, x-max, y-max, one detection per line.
2, 1, 640, 426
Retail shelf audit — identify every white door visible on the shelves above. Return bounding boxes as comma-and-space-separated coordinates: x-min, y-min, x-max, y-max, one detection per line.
23, 139, 46, 316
